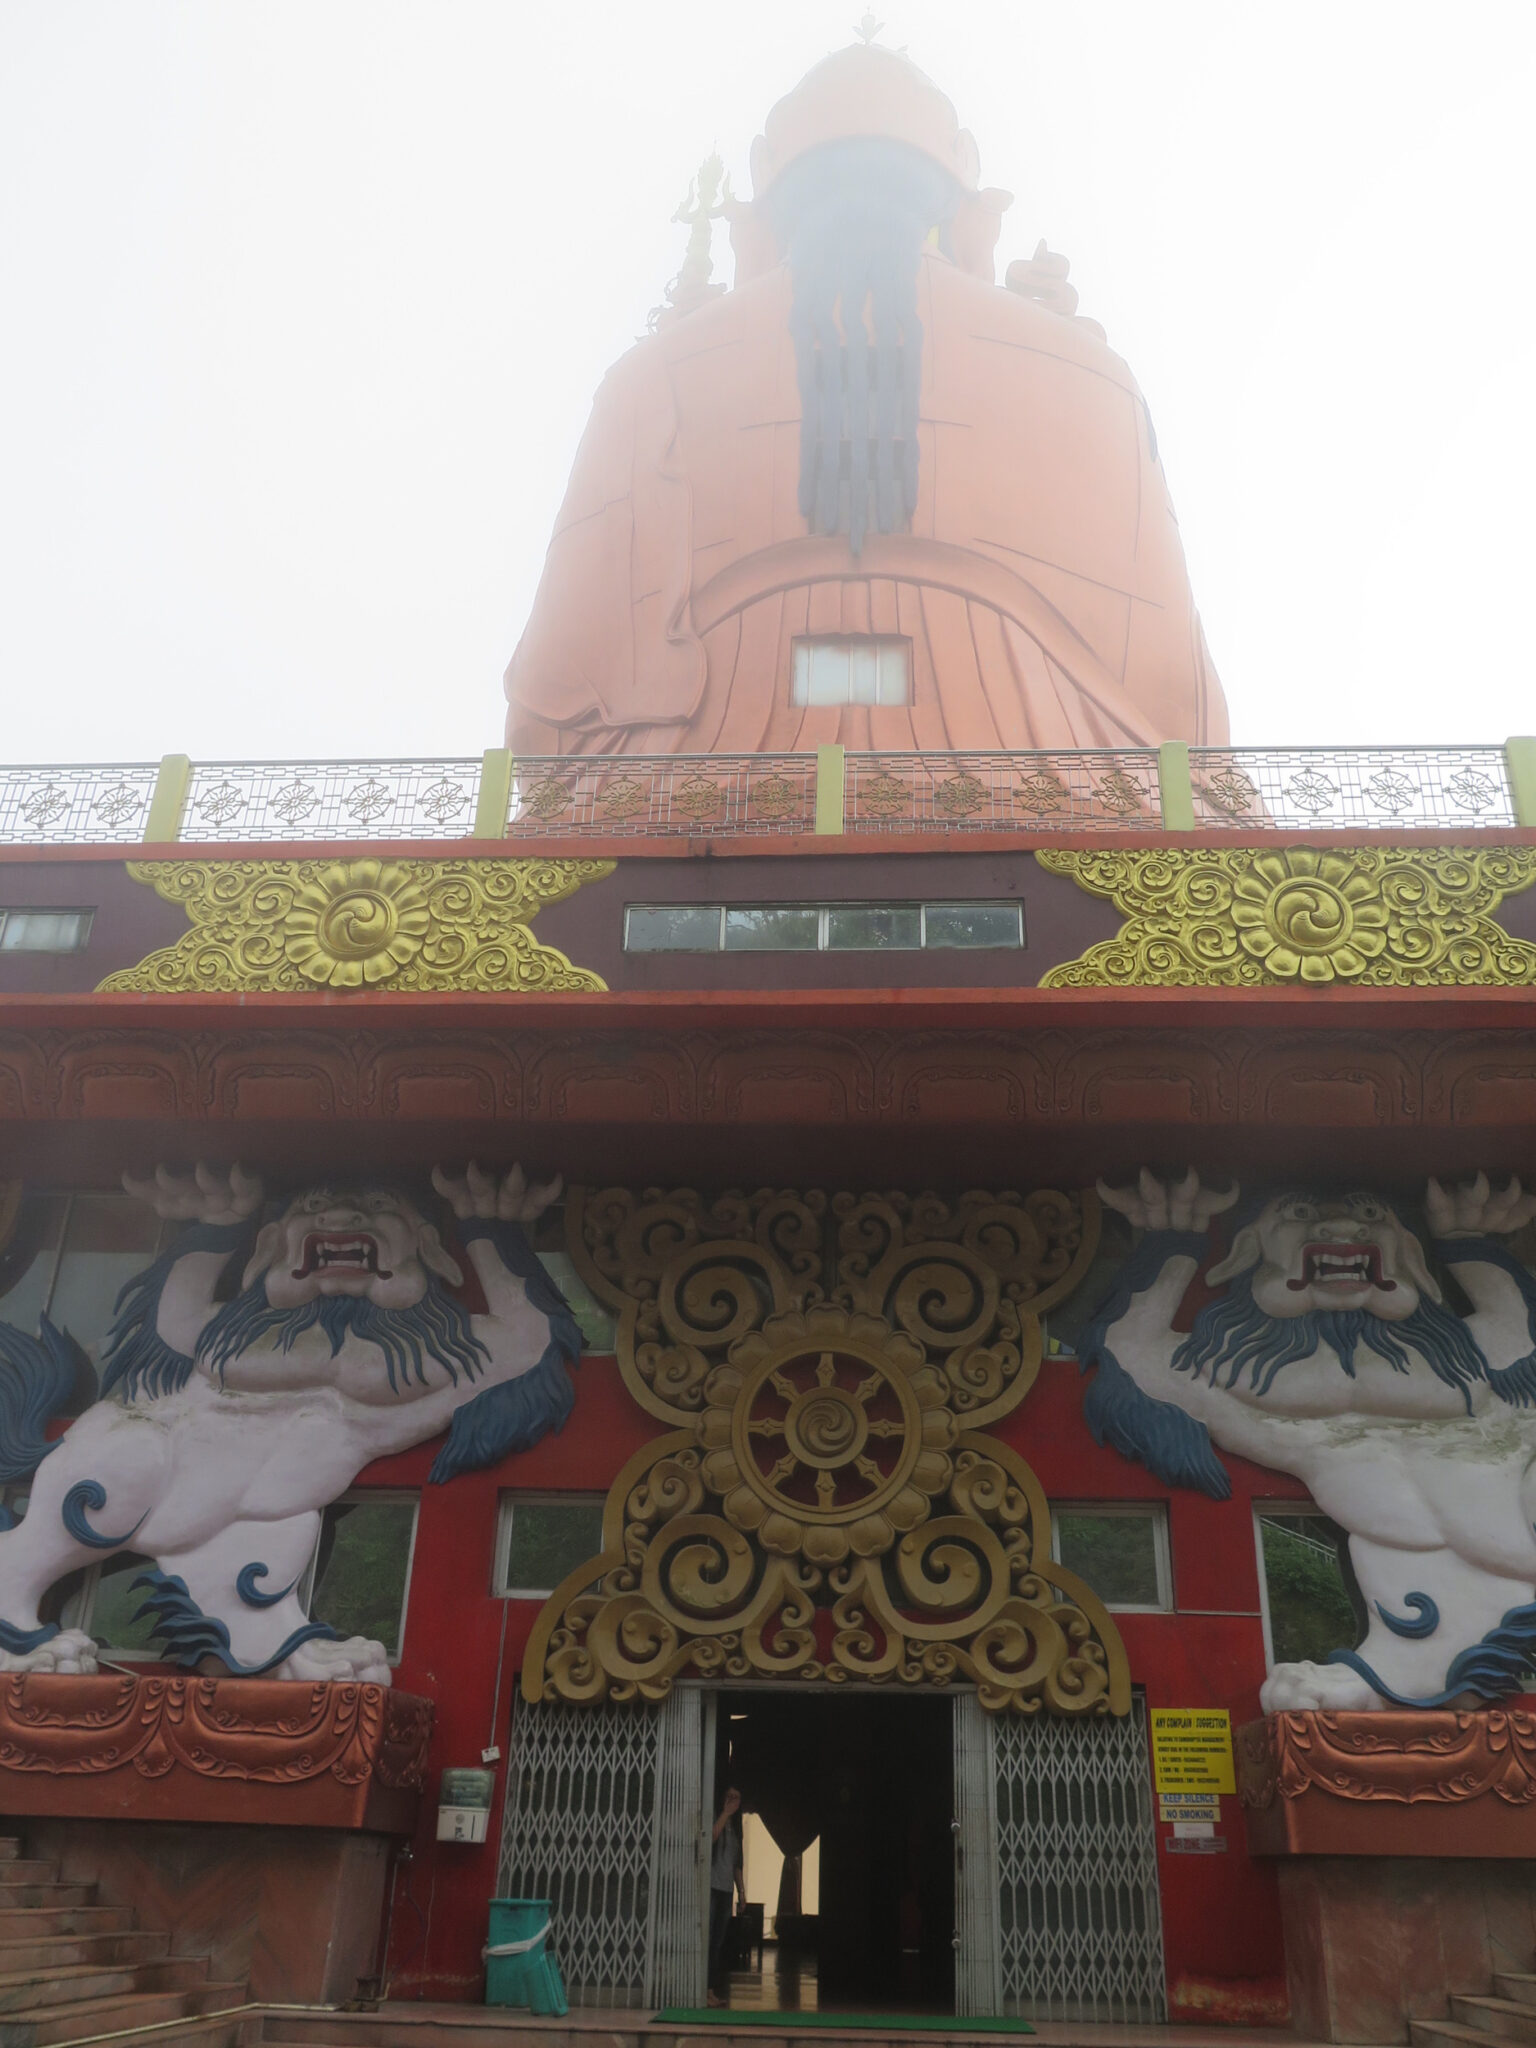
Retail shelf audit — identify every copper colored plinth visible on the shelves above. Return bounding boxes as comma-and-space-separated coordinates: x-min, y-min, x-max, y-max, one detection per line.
0, 1673, 431, 1832
1239, 1709, 1536, 1857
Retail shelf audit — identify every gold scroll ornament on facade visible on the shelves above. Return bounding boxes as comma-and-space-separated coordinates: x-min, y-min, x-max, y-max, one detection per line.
521, 1185, 1132, 1716
1038, 846, 1536, 988
98, 857, 614, 994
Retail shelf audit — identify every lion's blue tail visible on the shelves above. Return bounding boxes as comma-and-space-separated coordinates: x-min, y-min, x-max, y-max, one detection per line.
0, 1317, 80, 1488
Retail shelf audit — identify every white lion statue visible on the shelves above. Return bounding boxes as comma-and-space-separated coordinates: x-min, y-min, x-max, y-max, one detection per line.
1085, 1168, 1536, 1713
0, 1161, 580, 1684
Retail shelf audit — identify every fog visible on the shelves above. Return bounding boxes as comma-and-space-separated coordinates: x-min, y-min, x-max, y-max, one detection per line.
2, 1, 1531, 761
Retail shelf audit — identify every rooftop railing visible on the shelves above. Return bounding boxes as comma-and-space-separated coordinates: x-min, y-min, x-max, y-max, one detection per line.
3, 742, 1534, 845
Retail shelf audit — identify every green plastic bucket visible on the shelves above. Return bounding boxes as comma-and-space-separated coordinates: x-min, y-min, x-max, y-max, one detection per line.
484, 1897, 567, 2016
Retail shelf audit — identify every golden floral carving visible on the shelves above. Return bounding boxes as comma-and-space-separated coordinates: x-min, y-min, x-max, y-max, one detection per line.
569, 1184, 1099, 1427
523, 1427, 1126, 1716
1038, 846, 1536, 988
524, 1184, 1126, 1715
98, 857, 613, 994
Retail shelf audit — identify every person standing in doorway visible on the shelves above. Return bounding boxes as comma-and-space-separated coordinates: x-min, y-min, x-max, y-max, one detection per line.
707, 1786, 745, 2008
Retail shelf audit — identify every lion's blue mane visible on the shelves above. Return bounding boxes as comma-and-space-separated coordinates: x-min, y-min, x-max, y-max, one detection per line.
1077, 1215, 1536, 1501
96, 1209, 583, 1484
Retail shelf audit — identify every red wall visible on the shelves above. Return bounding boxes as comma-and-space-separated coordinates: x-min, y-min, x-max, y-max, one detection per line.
365, 1350, 1302, 2019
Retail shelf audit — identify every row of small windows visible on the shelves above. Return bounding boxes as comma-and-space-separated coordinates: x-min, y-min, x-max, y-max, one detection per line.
625, 900, 1025, 954
0, 910, 93, 953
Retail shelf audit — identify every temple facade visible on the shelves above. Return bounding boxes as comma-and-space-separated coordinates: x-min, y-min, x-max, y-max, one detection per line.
2, 36, 1536, 2048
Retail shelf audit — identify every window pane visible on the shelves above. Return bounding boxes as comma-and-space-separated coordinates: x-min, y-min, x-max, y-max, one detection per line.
1056, 1510, 1164, 1608
724, 907, 820, 952
87, 1552, 162, 1654
849, 642, 879, 705
0, 911, 93, 953
805, 642, 850, 706
875, 643, 911, 706
310, 1499, 418, 1659
48, 1197, 166, 1406
0, 1195, 67, 1336
625, 905, 721, 952
825, 903, 921, 950
500, 1499, 606, 1595
923, 903, 1022, 950
1258, 1512, 1358, 1666
533, 1250, 617, 1351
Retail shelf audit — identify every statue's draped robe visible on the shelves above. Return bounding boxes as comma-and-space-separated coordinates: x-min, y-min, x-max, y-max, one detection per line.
505, 251, 1230, 756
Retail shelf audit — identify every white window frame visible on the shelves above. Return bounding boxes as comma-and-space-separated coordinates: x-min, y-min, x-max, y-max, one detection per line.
494, 1490, 607, 1600
791, 636, 912, 708
622, 901, 1024, 955
1049, 1500, 1173, 1613
1252, 1501, 1346, 1673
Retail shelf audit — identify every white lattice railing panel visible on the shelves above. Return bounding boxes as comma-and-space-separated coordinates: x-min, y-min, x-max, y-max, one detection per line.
845, 750, 1161, 832
0, 764, 158, 844
498, 1698, 660, 2007
506, 754, 817, 837
994, 1703, 1165, 2023
181, 759, 480, 842
1191, 747, 1514, 831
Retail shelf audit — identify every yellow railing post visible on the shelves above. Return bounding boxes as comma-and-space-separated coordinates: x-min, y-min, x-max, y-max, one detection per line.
143, 754, 191, 842
1505, 738, 1536, 827
1157, 741, 1196, 831
814, 744, 846, 835
474, 748, 514, 839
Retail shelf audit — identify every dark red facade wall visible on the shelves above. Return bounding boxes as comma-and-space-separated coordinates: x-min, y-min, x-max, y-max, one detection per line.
366, 1353, 1304, 2014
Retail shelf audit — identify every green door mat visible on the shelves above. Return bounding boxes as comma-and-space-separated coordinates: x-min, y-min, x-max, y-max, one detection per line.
652, 2014, 1032, 2033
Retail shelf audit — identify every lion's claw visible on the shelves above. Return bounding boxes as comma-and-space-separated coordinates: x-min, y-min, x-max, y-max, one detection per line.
1426, 1173, 1536, 1240
1098, 1167, 1238, 1234
122, 1162, 263, 1226
432, 1161, 563, 1225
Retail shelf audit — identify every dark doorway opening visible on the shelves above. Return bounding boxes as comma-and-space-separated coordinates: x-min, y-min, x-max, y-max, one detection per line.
712, 1688, 955, 2013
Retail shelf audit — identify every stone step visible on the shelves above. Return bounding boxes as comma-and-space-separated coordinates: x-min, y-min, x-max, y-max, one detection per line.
1412, 2026, 1504, 2048
0, 1959, 210, 2017
0, 1895, 94, 1915
1500, 1978, 1536, 2012
1449, 1997, 1536, 2044
0, 1982, 246, 2048
0, 1876, 60, 1893
0, 1848, 19, 1866
0, 1918, 131, 1947
39, 2010, 257, 2048
0, 1935, 170, 1977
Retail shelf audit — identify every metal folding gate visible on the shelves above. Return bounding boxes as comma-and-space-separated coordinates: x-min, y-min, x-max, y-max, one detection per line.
978, 1698, 1166, 2023
497, 1692, 708, 2008
504, 1689, 1162, 2020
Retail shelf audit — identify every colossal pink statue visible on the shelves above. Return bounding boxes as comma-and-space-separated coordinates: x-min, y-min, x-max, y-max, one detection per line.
504, 41, 1230, 757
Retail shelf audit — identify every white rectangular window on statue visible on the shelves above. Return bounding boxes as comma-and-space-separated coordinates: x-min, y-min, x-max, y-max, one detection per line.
791, 637, 911, 708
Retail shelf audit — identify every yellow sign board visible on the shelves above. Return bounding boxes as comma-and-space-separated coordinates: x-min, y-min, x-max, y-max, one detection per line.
1150, 1709, 1236, 1794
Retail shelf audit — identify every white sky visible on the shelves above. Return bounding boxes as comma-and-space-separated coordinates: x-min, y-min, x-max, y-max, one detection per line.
2, 0, 1533, 764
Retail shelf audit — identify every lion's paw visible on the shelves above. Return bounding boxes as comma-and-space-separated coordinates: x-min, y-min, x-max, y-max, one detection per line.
0, 1629, 100, 1677
275, 1634, 392, 1686
1260, 1659, 1382, 1712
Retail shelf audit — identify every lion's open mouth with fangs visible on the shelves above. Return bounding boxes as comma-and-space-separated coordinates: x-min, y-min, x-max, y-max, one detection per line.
292, 1232, 394, 1280
1286, 1242, 1394, 1292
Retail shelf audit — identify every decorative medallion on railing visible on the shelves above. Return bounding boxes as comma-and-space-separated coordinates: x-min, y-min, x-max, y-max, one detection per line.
521, 1185, 1130, 1715
844, 750, 1159, 833
98, 857, 614, 993
1037, 846, 1536, 987
506, 754, 817, 837
181, 760, 482, 843
0, 764, 158, 845
1190, 747, 1515, 833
